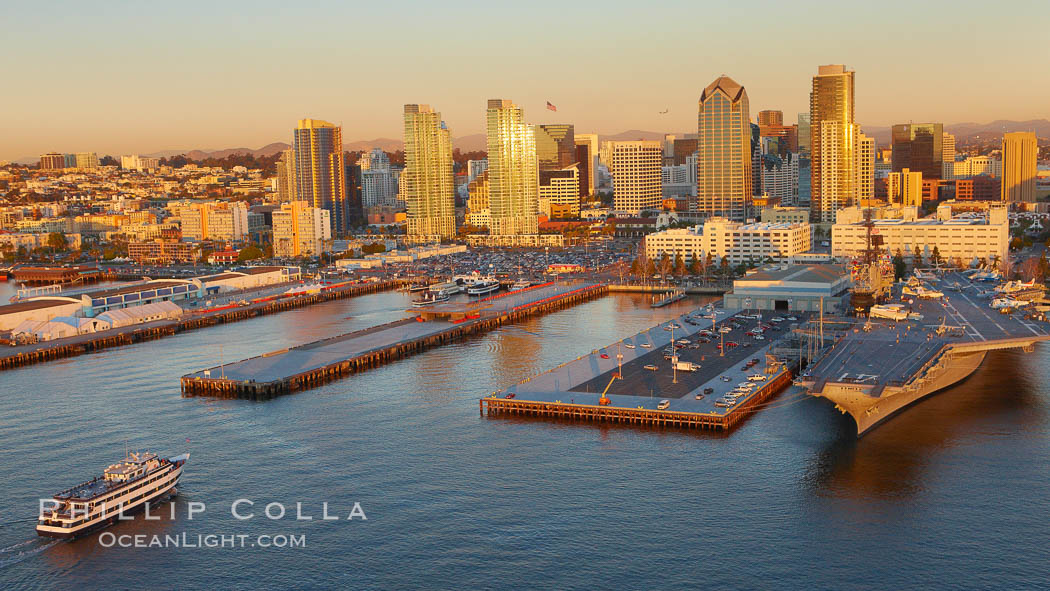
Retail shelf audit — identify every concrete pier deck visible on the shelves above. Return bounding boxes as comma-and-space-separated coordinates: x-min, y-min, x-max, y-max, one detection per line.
0, 279, 399, 371
482, 308, 801, 431
181, 282, 607, 399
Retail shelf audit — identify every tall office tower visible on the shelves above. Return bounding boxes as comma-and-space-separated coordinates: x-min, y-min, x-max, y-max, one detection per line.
276, 149, 297, 202
402, 104, 456, 240
535, 124, 576, 170
797, 113, 811, 155
272, 200, 332, 258
757, 110, 783, 126
75, 152, 99, 169
538, 165, 581, 218
609, 141, 663, 214
1001, 131, 1037, 203
293, 118, 347, 235
751, 123, 763, 197
810, 64, 856, 223
891, 123, 943, 179
486, 99, 539, 235
574, 133, 599, 196
855, 133, 876, 203
696, 75, 752, 221
941, 132, 956, 180
887, 168, 923, 206
39, 153, 65, 170
344, 161, 364, 226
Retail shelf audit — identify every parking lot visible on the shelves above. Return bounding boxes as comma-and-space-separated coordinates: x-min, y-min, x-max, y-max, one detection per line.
501, 308, 803, 413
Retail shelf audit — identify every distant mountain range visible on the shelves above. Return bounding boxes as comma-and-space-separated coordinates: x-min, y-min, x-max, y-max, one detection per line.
13, 119, 1046, 165
861, 119, 1050, 147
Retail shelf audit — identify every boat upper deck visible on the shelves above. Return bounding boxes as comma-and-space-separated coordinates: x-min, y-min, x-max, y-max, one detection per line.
805, 270, 1050, 389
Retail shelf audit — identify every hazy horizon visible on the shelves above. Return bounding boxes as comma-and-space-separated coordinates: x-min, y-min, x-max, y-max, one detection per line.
3, 0, 1047, 160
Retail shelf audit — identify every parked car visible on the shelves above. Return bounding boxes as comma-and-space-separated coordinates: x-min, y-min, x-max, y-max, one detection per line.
657, 399, 671, 410
644, 364, 659, 371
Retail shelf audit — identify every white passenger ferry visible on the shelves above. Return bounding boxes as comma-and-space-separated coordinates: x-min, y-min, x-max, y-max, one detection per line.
36, 451, 189, 539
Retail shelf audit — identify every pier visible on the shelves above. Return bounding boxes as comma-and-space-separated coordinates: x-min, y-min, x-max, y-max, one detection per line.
180, 282, 608, 399
482, 309, 801, 432
0, 279, 397, 371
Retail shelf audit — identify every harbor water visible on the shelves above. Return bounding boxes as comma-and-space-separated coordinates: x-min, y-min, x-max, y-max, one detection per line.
1, 281, 1049, 589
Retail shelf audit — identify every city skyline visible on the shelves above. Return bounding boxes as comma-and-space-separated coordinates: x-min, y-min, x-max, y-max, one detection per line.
3, 0, 1048, 160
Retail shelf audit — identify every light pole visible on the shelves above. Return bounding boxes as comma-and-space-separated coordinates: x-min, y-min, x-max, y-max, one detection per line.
670, 322, 677, 384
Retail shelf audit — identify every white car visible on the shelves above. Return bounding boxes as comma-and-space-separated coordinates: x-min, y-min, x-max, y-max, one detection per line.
719, 327, 732, 333
640, 342, 652, 348
657, 399, 671, 410
644, 364, 659, 371
625, 343, 636, 349
748, 375, 767, 382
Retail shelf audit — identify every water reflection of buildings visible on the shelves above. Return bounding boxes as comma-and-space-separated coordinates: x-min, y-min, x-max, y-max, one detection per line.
802, 350, 1046, 500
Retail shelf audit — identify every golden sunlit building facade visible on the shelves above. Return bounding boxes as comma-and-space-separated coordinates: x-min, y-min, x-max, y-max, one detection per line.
486, 99, 539, 236
402, 104, 456, 240
696, 75, 752, 221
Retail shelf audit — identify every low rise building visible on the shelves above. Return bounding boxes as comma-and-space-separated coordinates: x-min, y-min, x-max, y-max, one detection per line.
831, 203, 1008, 264
644, 218, 812, 265
128, 240, 195, 264
724, 263, 851, 313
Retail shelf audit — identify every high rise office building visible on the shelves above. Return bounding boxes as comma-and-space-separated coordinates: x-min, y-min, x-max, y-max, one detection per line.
486, 99, 539, 236
797, 113, 811, 156
276, 149, 297, 202
535, 124, 576, 170
696, 75, 752, 221
574, 133, 599, 197
539, 165, 581, 218
810, 64, 856, 223
887, 168, 923, 206
608, 141, 663, 214
891, 123, 943, 179
855, 133, 876, 203
358, 148, 401, 209
293, 118, 348, 235
1001, 132, 1037, 203
402, 104, 456, 240
941, 132, 956, 180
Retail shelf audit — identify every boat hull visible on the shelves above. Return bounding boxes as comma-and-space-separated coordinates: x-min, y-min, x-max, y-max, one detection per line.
811, 349, 987, 436
36, 487, 179, 539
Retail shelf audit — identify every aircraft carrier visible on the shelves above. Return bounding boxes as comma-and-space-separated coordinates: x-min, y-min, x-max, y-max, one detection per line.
797, 270, 1050, 436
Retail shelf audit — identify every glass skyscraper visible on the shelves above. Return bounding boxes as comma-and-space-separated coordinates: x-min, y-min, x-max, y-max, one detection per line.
809, 65, 856, 223
696, 75, 752, 221
293, 119, 348, 235
402, 104, 456, 240
486, 99, 539, 236
891, 123, 943, 180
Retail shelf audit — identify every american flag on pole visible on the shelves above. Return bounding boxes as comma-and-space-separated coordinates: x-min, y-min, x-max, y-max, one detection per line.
546, 101, 557, 112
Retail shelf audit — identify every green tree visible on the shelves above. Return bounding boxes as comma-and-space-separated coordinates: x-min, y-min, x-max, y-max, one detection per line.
47, 232, 68, 251
237, 245, 264, 262
719, 256, 730, 278
673, 253, 685, 277
892, 249, 907, 281
687, 257, 700, 276
911, 250, 923, 270
931, 245, 942, 267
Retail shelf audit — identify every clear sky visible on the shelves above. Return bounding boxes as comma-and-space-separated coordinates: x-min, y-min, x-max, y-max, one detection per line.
2, 0, 1046, 160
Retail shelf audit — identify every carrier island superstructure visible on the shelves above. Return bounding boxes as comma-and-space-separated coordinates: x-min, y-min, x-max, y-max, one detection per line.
797, 270, 1050, 436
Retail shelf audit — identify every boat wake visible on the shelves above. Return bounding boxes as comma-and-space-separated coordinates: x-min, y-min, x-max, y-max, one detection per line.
0, 539, 62, 569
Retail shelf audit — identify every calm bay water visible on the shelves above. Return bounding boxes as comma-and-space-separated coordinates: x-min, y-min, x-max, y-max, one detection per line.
1, 280, 1049, 590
